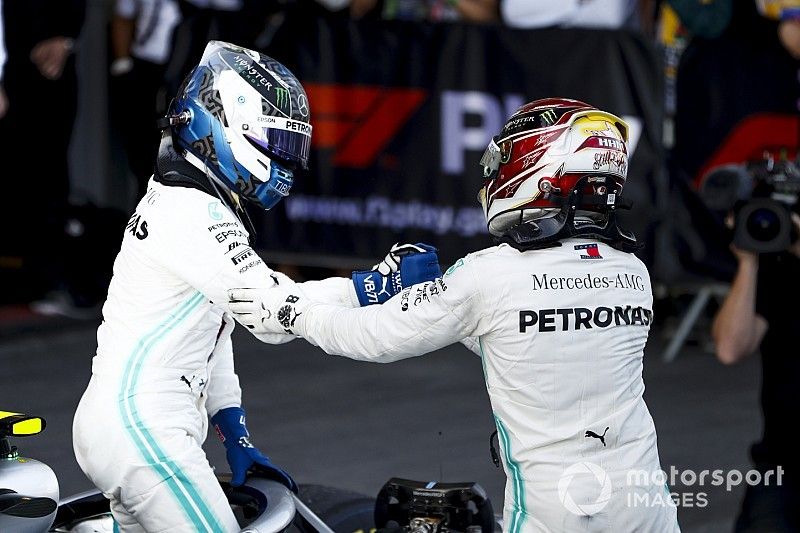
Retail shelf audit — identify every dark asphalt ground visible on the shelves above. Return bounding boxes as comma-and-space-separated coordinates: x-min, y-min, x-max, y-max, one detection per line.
0, 313, 761, 533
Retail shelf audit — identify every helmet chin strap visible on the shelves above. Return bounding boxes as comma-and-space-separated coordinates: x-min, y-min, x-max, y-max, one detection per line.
494, 176, 639, 253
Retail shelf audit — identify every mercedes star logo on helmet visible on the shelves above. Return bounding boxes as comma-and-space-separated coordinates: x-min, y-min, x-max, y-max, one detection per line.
298, 93, 309, 117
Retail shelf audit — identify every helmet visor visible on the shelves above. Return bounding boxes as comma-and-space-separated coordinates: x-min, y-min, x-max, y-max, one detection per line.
479, 137, 512, 180
480, 138, 502, 176
245, 119, 312, 170
201, 41, 314, 169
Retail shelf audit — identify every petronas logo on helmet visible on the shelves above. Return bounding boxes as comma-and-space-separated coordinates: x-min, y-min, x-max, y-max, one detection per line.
275, 87, 290, 110
169, 41, 310, 211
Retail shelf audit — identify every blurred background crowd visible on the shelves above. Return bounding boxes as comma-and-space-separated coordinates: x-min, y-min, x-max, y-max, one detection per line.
1, 1, 800, 531
0, 0, 797, 317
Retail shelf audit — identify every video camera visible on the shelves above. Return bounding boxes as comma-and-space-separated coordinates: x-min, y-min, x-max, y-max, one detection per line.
699, 154, 800, 253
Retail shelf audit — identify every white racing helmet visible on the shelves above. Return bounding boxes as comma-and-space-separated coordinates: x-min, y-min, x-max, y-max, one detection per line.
478, 98, 637, 250
167, 40, 312, 210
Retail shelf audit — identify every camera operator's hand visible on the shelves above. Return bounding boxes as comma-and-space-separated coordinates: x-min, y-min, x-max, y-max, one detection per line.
730, 243, 759, 264
789, 213, 800, 258
725, 212, 758, 264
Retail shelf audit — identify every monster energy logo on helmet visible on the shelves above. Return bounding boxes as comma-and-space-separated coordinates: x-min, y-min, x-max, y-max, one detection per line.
541, 108, 558, 126
215, 47, 309, 122
227, 53, 275, 96
274, 87, 290, 110
219, 50, 295, 113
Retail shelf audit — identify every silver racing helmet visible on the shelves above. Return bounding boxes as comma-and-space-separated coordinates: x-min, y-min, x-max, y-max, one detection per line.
166, 40, 312, 210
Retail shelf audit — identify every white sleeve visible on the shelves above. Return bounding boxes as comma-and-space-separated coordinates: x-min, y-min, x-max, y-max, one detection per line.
140, 193, 309, 344
271, 271, 359, 308
151, 192, 355, 331
204, 318, 242, 417
296, 257, 490, 363
153, 200, 279, 308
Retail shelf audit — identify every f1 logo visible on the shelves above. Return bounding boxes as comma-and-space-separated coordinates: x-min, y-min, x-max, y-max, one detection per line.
304, 83, 427, 168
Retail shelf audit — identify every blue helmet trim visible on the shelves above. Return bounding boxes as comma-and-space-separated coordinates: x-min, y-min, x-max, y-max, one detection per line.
167, 42, 310, 210
254, 162, 293, 210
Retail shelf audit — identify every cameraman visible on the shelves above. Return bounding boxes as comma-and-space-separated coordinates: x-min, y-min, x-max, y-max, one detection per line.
711, 206, 800, 532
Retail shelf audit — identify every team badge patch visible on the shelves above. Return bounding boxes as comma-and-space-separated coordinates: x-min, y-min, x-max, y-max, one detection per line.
574, 243, 602, 259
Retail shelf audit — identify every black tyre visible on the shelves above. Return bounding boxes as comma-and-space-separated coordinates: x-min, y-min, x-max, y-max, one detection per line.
296, 484, 376, 533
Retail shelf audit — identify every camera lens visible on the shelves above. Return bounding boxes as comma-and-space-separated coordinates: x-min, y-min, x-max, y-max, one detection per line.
746, 207, 781, 242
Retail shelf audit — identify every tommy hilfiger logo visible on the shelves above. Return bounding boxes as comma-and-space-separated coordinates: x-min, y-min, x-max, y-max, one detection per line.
575, 243, 602, 259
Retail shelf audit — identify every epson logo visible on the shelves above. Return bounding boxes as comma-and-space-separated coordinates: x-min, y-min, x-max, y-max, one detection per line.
519, 305, 653, 333
215, 229, 247, 243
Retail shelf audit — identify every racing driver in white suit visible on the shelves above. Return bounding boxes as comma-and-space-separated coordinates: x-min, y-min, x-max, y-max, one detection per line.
229, 99, 681, 533
72, 41, 441, 532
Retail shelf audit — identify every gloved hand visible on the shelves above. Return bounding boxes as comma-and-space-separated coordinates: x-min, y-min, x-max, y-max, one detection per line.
228, 287, 307, 336
351, 243, 441, 306
229, 272, 305, 344
210, 406, 298, 492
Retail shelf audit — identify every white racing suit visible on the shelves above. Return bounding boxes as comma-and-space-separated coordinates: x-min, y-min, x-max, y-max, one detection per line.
292, 239, 680, 533
72, 179, 358, 532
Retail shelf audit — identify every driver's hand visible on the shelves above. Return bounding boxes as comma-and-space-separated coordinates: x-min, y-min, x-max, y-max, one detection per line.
228, 286, 308, 336
350, 243, 442, 306
211, 406, 298, 492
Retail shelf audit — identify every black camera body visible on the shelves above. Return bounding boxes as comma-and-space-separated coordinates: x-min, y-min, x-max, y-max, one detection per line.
699, 156, 800, 254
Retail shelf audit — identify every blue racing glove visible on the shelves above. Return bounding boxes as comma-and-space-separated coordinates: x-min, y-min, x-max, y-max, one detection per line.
210, 406, 297, 492
351, 243, 442, 306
